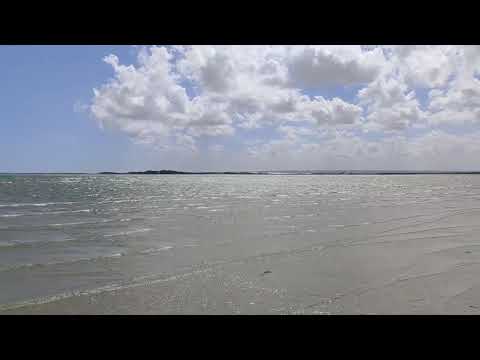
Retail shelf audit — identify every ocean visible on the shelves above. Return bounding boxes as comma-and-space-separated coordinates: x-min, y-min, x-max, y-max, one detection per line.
2, 174, 480, 314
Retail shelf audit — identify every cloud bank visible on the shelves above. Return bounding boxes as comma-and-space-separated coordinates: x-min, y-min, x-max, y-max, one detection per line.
90, 45, 480, 170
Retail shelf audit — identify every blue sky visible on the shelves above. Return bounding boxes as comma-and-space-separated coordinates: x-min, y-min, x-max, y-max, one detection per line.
0, 46, 131, 172
1, 45, 480, 172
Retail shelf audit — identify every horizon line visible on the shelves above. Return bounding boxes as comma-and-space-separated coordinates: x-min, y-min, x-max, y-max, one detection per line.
4, 169, 480, 175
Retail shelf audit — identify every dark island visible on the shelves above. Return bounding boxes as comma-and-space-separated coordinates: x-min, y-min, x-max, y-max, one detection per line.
99, 170, 263, 175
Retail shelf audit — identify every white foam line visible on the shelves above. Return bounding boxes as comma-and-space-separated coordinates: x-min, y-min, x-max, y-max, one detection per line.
103, 228, 152, 237
0, 208, 92, 218
0, 242, 329, 312
0, 242, 18, 248
1, 242, 187, 272
49, 221, 106, 227
0, 252, 127, 273
0, 218, 130, 231
139, 246, 174, 255
0, 237, 77, 249
0, 268, 213, 312
0, 202, 76, 208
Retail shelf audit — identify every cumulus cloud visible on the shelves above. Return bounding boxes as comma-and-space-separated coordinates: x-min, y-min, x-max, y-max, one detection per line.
287, 45, 386, 88
90, 45, 377, 145
307, 97, 363, 126
426, 48, 480, 126
358, 68, 425, 131
89, 45, 480, 170
385, 45, 460, 88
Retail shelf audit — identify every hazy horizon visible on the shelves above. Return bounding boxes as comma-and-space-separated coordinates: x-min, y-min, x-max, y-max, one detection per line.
6, 169, 480, 175
2, 45, 480, 173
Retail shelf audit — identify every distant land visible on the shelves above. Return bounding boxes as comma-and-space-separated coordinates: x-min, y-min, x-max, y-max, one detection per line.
97, 170, 480, 175
4, 170, 480, 176
99, 170, 258, 175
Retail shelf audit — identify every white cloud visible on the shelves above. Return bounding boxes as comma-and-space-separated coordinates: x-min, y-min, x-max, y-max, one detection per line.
208, 144, 224, 152
426, 50, 480, 126
306, 97, 363, 126
385, 45, 460, 88
287, 45, 386, 88
358, 72, 424, 131
89, 45, 480, 170
246, 130, 480, 171
91, 46, 374, 145
175, 133, 197, 152
91, 49, 190, 145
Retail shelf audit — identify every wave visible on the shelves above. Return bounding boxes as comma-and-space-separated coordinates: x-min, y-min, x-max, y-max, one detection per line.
48, 220, 112, 227
0, 252, 127, 273
0, 202, 76, 208
0, 209, 91, 218
0, 244, 179, 273
40, 209, 91, 215
103, 228, 152, 237
138, 246, 174, 255
0, 242, 329, 312
0, 267, 213, 313
0, 238, 74, 249
0, 218, 135, 231
0, 242, 20, 248
97, 199, 141, 205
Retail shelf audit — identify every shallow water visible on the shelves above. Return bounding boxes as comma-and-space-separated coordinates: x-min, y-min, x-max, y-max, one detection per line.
2, 174, 480, 314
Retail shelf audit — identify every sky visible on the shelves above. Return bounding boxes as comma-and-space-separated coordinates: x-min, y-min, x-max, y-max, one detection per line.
1, 45, 480, 172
